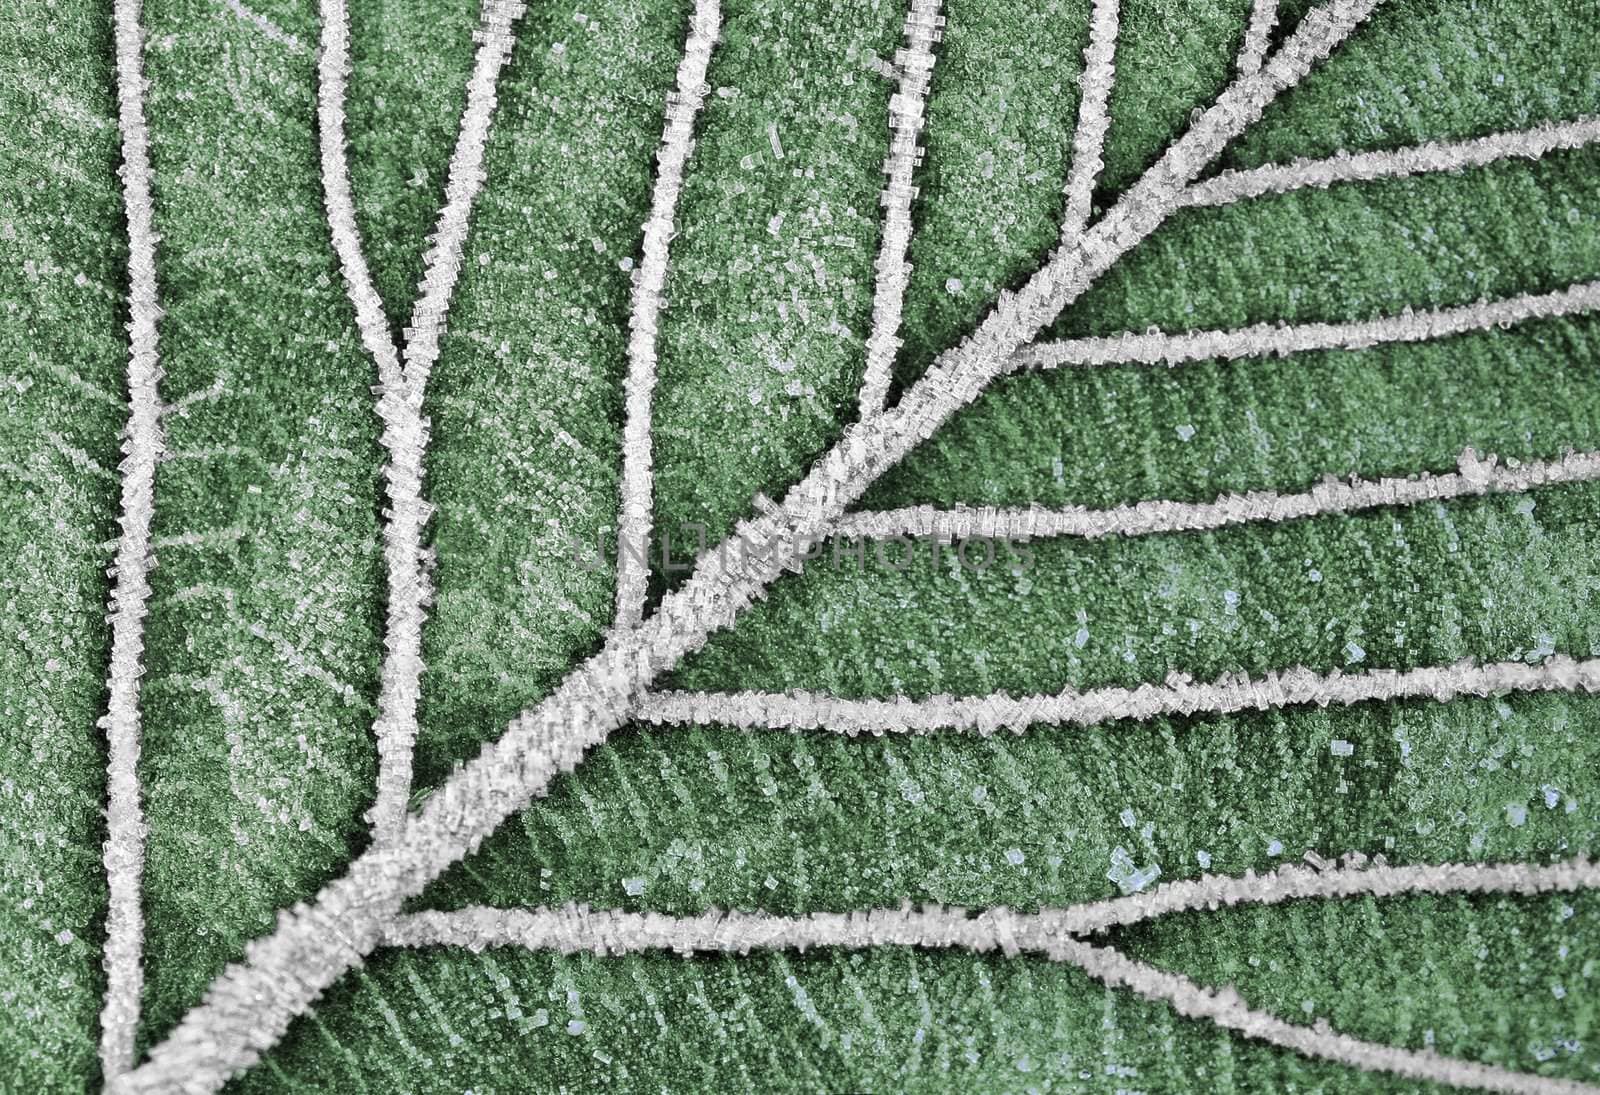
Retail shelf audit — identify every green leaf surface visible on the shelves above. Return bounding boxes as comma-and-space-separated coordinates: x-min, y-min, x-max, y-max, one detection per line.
1, 3, 123, 1089
5, 0, 1600, 1090
414, 0, 686, 780
650, 0, 900, 555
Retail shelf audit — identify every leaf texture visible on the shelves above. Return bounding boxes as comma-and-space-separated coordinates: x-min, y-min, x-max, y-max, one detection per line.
5, 0, 1600, 1090
0, 3, 124, 1088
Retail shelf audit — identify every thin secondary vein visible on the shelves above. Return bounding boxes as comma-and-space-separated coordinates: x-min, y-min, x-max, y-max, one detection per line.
1059, 0, 1119, 239
1012, 278, 1600, 370
856, 0, 942, 418
639, 654, 1600, 736
615, 0, 721, 629
1042, 855, 1600, 935
399, 0, 526, 393
834, 446, 1600, 543
381, 857, 1599, 947
100, 0, 165, 1078
1183, 114, 1600, 209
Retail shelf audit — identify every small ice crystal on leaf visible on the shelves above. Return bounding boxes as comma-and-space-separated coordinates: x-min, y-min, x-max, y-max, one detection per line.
1107, 845, 1160, 893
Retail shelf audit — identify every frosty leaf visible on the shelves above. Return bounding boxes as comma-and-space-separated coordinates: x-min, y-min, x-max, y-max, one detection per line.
9, 0, 1600, 1090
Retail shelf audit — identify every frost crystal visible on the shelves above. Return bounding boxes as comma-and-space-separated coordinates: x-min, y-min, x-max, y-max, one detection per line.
1106, 845, 1160, 894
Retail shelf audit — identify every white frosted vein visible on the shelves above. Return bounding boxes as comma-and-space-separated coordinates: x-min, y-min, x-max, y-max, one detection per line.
318, 0, 526, 845
383, 902, 1026, 954
1236, 0, 1279, 77
639, 655, 1600, 736
856, 0, 943, 417
1183, 114, 1600, 209
101, 0, 164, 1079
1058, 934, 1598, 1095
383, 882, 1600, 1094
1038, 855, 1600, 936
399, 0, 525, 393
382, 858, 1599, 949
1012, 278, 1600, 371
316, 0, 402, 386
1059, 0, 1119, 239
317, 0, 416, 846
835, 446, 1600, 544
121, 7, 1384, 1088
615, 0, 721, 629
